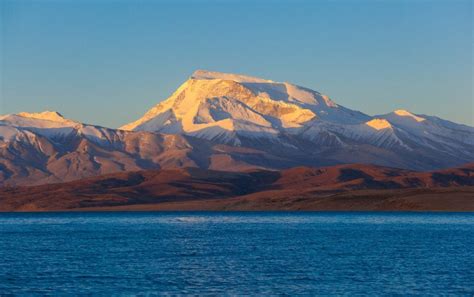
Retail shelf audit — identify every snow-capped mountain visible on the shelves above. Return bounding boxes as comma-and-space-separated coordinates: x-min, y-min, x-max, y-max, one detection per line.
0, 111, 197, 185
121, 70, 370, 145
1, 70, 473, 186
121, 70, 473, 166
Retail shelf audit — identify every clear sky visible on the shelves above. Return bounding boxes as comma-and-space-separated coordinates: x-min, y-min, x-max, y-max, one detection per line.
1, 0, 472, 128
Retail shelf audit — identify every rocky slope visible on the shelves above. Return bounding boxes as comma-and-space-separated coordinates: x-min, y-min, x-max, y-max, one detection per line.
0, 163, 472, 211
0, 112, 198, 185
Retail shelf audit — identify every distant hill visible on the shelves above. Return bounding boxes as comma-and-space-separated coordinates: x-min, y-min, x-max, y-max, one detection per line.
1, 163, 472, 211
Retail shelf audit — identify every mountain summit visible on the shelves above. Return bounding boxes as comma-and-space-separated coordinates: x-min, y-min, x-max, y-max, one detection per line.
120, 70, 370, 145
1, 70, 473, 186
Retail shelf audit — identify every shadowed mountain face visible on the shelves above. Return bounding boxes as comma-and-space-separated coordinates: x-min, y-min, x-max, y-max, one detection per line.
0, 163, 473, 211
1, 71, 473, 186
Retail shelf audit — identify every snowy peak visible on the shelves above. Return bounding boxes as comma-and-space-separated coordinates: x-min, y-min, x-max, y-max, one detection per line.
377, 109, 429, 131
191, 70, 274, 83
122, 70, 371, 138
377, 108, 474, 148
391, 109, 426, 122
121, 74, 322, 135
191, 70, 337, 107
0, 110, 77, 128
16, 111, 68, 123
0, 110, 124, 145
0, 110, 77, 127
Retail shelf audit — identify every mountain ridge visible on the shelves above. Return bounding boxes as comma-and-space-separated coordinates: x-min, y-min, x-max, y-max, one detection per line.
1, 70, 473, 186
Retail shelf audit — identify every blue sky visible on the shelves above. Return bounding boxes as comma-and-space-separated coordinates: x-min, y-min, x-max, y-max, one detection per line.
1, 0, 472, 127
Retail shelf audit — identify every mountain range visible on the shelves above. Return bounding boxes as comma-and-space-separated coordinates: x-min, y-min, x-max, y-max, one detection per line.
1, 70, 473, 186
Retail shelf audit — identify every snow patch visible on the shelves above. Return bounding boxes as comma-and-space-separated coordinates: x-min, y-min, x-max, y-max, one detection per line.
393, 109, 426, 122
366, 118, 392, 130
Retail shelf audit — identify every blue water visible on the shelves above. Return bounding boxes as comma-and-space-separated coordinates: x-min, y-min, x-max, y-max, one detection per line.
0, 212, 473, 295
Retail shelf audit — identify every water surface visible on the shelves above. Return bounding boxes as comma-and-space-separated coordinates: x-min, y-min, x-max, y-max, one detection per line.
0, 212, 473, 295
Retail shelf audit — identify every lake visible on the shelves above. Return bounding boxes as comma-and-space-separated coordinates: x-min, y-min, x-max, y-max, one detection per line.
0, 212, 473, 295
